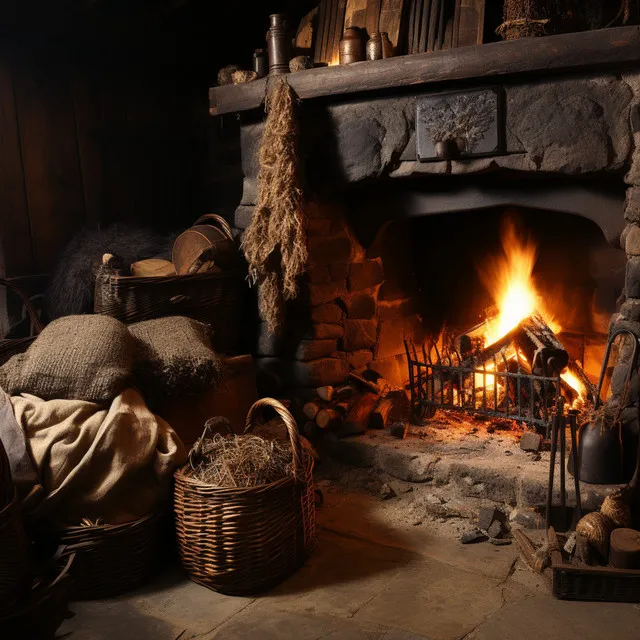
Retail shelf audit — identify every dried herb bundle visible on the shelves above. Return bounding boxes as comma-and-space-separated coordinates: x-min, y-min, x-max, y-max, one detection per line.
242, 77, 307, 334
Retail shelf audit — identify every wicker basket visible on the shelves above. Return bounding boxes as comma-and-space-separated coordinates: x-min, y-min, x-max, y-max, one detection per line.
57, 511, 165, 600
94, 263, 248, 355
0, 552, 75, 640
174, 398, 318, 595
0, 436, 31, 618
0, 278, 43, 366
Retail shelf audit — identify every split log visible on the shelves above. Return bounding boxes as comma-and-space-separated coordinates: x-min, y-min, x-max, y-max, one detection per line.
316, 408, 342, 429
335, 384, 355, 400
370, 398, 393, 429
338, 392, 380, 437
517, 312, 568, 374
317, 386, 334, 401
348, 372, 380, 395
303, 401, 321, 420
513, 529, 545, 574
386, 390, 411, 424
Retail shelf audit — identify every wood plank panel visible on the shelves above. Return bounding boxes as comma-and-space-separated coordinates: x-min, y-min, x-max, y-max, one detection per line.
0, 51, 32, 276
345, 0, 368, 28
379, 0, 409, 53
209, 26, 640, 116
15, 55, 86, 271
456, 0, 485, 47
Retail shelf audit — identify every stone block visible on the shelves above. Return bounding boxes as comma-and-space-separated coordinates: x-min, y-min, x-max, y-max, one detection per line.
310, 303, 344, 324
343, 319, 377, 351
519, 432, 542, 453
295, 339, 338, 361
234, 205, 255, 230
626, 257, 640, 298
625, 188, 640, 222
329, 262, 349, 281
310, 323, 344, 340
308, 234, 353, 266
376, 447, 437, 482
621, 298, 640, 321
240, 177, 257, 205
308, 281, 346, 306
625, 224, 640, 256
306, 217, 333, 236
347, 293, 377, 319
348, 259, 383, 291
240, 121, 264, 179
506, 76, 632, 174
346, 349, 373, 369
307, 266, 331, 284
291, 358, 349, 387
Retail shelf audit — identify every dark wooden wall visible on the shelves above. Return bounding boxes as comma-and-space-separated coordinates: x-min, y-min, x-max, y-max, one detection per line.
0, 38, 208, 278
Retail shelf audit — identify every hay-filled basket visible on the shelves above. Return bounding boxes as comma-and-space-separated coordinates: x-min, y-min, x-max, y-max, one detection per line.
174, 398, 317, 595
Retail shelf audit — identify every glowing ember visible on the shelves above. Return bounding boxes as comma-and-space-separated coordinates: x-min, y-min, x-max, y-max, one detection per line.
481, 221, 560, 347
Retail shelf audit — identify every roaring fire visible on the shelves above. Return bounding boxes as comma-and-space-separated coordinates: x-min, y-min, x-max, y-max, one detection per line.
560, 370, 586, 408
482, 221, 560, 347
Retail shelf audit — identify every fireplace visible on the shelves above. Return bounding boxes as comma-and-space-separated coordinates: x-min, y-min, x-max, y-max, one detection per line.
212, 48, 640, 492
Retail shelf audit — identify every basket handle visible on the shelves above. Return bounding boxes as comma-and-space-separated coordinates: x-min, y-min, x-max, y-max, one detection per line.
244, 398, 304, 478
193, 214, 234, 242
0, 278, 44, 336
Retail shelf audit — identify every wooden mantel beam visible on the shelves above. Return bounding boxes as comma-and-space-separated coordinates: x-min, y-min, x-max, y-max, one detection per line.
209, 25, 640, 116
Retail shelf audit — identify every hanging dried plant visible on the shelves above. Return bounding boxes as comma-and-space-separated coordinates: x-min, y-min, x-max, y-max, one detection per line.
242, 78, 307, 334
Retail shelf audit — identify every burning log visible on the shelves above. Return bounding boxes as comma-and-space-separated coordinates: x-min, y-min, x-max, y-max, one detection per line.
517, 312, 569, 374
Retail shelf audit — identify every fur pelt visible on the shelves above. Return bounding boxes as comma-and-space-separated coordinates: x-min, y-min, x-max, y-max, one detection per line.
45, 224, 173, 320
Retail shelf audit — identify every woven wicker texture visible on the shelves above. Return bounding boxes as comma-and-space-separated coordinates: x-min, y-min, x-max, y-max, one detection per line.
174, 398, 317, 595
0, 432, 31, 618
57, 512, 164, 599
94, 267, 247, 355
0, 278, 43, 367
0, 552, 75, 639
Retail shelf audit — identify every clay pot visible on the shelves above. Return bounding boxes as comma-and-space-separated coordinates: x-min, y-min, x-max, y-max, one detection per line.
366, 32, 382, 60
339, 28, 366, 64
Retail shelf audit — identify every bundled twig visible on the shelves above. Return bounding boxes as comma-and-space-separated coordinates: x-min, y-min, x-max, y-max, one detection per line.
189, 433, 293, 488
242, 77, 307, 334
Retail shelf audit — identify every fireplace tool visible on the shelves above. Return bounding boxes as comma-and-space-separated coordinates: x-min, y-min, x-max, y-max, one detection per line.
568, 328, 638, 486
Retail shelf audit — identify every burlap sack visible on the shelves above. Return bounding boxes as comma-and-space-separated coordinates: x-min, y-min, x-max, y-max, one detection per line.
129, 316, 223, 404
0, 315, 134, 404
11, 388, 186, 524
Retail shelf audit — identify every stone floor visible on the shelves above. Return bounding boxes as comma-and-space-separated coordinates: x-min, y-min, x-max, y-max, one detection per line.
60, 488, 640, 640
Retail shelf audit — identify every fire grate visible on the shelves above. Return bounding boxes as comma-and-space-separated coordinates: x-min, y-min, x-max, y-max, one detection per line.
404, 338, 563, 433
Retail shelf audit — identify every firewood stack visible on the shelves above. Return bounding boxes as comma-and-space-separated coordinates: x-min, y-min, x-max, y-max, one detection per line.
301, 370, 411, 440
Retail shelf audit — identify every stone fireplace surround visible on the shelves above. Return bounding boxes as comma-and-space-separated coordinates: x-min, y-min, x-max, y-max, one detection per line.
211, 35, 640, 436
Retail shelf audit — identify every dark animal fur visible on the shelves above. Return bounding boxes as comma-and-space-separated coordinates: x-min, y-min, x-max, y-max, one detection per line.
45, 224, 174, 320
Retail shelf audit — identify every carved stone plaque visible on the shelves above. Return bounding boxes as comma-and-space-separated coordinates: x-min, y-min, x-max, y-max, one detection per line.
416, 88, 504, 162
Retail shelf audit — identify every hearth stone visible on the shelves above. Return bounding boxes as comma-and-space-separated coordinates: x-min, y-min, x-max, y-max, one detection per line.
295, 339, 338, 361
308, 234, 354, 266
347, 259, 383, 291
291, 357, 350, 387
307, 281, 346, 306
343, 319, 378, 351
321, 428, 621, 526
346, 293, 377, 319
625, 188, 640, 223
346, 349, 373, 369
240, 177, 257, 205
305, 323, 344, 340
234, 204, 254, 229
310, 303, 344, 324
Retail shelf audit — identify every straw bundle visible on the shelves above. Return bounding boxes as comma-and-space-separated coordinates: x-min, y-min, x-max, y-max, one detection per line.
189, 432, 293, 488
242, 77, 307, 334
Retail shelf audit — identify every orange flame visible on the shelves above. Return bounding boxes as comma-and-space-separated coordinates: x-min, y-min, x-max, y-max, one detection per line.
481, 221, 560, 347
